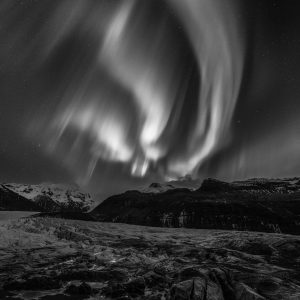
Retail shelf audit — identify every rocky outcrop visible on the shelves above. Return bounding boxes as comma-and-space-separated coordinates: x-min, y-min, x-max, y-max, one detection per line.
65, 282, 93, 296
0, 185, 40, 211
91, 177, 300, 235
33, 195, 61, 212
200, 178, 233, 193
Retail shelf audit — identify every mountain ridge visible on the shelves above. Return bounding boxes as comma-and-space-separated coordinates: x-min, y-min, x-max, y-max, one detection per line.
1, 183, 94, 213
0, 184, 40, 211
91, 177, 300, 235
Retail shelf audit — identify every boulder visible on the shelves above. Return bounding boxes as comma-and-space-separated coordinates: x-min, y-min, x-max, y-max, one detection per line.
125, 277, 146, 296
235, 283, 265, 300
65, 282, 92, 296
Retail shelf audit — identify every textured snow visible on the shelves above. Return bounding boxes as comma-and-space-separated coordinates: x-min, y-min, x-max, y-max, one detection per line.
3, 183, 94, 210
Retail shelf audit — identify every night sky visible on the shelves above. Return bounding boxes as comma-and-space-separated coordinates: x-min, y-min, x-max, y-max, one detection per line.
0, 0, 300, 199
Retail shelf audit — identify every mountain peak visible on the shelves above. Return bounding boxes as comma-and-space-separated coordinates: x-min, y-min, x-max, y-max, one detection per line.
2, 183, 94, 212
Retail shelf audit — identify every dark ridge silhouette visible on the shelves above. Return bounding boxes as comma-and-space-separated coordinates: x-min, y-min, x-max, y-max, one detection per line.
0, 185, 40, 211
91, 177, 300, 235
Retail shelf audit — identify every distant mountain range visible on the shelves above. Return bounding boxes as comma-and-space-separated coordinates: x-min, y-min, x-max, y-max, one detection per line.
0, 183, 94, 213
3, 177, 300, 235
91, 177, 300, 235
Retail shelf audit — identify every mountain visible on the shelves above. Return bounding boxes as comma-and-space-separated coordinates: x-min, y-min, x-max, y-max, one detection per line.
91, 177, 300, 235
140, 175, 202, 193
0, 185, 40, 211
2, 183, 94, 213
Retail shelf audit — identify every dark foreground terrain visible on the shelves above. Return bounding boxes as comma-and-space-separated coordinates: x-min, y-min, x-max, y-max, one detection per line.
0, 216, 300, 299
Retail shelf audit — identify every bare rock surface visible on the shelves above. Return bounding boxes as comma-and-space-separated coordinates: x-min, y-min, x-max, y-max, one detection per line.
0, 217, 300, 299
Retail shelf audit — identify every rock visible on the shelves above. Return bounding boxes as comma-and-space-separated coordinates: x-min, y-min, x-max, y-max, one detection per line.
65, 282, 92, 295
125, 277, 146, 296
58, 268, 127, 282
256, 278, 280, 295
209, 268, 236, 299
144, 271, 167, 288
234, 241, 273, 256
147, 294, 166, 300
3, 279, 26, 291
170, 276, 226, 300
39, 294, 71, 299
33, 195, 61, 212
78, 282, 92, 295
170, 277, 208, 300
170, 279, 194, 299
3, 276, 61, 291
103, 282, 126, 298
65, 284, 79, 295
199, 178, 232, 193
276, 240, 300, 258
177, 266, 203, 281
149, 183, 163, 188
206, 280, 224, 300
235, 283, 266, 300
192, 278, 207, 299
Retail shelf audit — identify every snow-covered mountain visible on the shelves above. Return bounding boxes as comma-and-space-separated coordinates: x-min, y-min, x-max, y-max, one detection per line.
3, 183, 94, 212
141, 176, 300, 194
0, 184, 40, 211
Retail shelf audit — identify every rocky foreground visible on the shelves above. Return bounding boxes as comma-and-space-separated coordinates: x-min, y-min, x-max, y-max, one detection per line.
0, 217, 300, 299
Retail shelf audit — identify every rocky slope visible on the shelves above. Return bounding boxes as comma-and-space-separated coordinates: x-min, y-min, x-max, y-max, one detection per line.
2, 183, 94, 213
92, 177, 300, 234
0, 185, 40, 211
0, 217, 300, 299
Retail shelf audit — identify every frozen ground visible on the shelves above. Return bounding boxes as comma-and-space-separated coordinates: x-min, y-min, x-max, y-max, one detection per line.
0, 217, 300, 299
